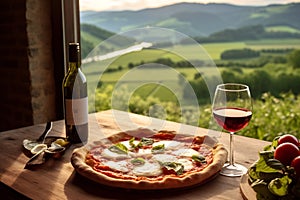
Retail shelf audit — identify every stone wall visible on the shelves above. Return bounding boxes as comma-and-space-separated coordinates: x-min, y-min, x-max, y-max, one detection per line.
26, 0, 56, 125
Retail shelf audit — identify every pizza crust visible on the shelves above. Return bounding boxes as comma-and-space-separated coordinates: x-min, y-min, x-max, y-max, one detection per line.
71, 128, 228, 190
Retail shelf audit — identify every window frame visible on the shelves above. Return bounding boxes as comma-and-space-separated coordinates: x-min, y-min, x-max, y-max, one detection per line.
51, 0, 81, 120
62, 0, 81, 67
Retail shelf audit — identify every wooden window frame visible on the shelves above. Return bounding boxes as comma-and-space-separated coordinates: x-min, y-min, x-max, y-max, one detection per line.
62, 0, 81, 67
51, 0, 80, 120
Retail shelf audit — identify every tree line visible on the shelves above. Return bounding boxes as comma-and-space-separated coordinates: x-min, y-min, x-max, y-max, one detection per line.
109, 49, 297, 71
183, 49, 300, 103
192, 25, 300, 44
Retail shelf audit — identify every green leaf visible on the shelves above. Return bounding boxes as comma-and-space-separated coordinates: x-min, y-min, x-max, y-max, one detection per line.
256, 159, 277, 174
249, 151, 281, 182
248, 163, 260, 181
108, 143, 128, 154
248, 162, 282, 183
266, 159, 285, 170
131, 158, 145, 166
258, 172, 283, 183
192, 154, 207, 164
129, 137, 136, 148
129, 137, 153, 149
272, 136, 280, 148
268, 176, 292, 197
256, 151, 281, 174
162, 162, 184, 175
260, 150, 275, 161
151, 144, 165, 154
251, 179, 277, 200
263, 136, 280, 151
128, 137, 142, 149
141, 137, 154, 145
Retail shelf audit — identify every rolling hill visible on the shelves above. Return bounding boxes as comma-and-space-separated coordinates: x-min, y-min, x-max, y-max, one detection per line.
80, 23, 136, 58
80, 2, 300, 37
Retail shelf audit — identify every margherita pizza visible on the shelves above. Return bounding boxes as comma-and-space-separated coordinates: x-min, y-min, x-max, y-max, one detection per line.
71, 128, 227, 190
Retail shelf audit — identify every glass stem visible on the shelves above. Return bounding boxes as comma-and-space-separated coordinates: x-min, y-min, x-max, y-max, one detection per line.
229, 132, 234, 166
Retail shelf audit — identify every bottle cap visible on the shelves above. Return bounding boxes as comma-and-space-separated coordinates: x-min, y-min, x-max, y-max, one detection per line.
69, 43, 80, 62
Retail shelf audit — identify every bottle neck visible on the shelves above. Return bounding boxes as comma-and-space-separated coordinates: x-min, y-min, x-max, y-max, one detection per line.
68, 43, 81, 73
68, 60, 80, 73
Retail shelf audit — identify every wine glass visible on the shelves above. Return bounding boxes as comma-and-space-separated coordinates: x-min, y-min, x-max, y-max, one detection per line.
212, 83, 252, 177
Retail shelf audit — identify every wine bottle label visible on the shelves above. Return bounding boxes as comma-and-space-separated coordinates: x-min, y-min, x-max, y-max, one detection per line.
65, 97, 88, 125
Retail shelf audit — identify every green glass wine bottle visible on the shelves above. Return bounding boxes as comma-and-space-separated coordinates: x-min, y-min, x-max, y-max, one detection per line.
63, 43, 88, 144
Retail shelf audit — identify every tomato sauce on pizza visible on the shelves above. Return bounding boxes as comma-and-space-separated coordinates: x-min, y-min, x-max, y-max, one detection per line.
85, 131, 214, 181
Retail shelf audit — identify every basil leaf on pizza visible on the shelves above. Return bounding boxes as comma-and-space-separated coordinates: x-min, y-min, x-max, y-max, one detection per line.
71, 129, 228, 190
192, 154, 207, 164
108, 143, 128, 154
161, 162, 184, 175
141, 137, 154, 145
128, 137, 141, 149
131, 158, 145, 166
151, 144, 165, 154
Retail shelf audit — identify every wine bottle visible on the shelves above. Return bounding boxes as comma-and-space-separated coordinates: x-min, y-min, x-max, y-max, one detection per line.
63, 43, 88, 144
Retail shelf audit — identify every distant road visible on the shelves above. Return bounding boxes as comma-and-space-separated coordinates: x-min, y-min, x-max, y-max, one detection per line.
82, 42, 153, 64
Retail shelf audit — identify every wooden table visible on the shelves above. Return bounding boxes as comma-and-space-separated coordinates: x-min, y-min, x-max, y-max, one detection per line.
0, 110, 269, 199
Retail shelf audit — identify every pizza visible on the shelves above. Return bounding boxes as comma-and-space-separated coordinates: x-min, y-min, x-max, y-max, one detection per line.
71, 128, 227, 190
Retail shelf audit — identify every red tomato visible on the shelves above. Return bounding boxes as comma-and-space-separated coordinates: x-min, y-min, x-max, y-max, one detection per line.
278, 134, 299, 146
274, 143, 299, 166
291, 156, 300, 179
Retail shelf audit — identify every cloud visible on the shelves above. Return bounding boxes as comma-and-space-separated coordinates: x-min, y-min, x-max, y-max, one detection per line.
80, 0, 177, 11
79, 0, 300, 11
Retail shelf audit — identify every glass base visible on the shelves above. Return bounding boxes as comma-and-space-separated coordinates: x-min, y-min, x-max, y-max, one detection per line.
220, 163, 248, 177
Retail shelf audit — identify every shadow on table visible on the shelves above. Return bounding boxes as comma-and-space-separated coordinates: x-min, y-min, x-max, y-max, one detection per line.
0, 182, 30, 200
64, 170, 239, 200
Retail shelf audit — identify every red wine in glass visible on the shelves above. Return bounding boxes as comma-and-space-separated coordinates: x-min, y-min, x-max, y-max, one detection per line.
212, 83, 252, 177
213, 107, 252, 133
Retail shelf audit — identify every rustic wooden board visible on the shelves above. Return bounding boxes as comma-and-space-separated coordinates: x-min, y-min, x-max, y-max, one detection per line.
240, 174, 257, 200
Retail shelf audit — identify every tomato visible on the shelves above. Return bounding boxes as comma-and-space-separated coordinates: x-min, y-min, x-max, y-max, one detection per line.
274, 143, 299, 166
278, 134, 299, 146
291, 156, 300, 179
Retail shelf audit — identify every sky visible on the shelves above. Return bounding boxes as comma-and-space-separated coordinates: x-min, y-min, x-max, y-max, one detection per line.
80, 0, 300, 11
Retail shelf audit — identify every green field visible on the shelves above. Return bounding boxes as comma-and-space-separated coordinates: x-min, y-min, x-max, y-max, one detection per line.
245, 39, 300, 50
250, 5, 289, 18
81, 31, 102, 47
202, 39, 300, 59
265, 26, 300, 34
82, 39, 300, 102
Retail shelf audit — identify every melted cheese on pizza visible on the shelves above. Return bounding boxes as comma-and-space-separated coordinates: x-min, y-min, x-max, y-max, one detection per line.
177, 158, 194, 171
132, 161, 162, 177
87, 135, 214, 180
101, 148, 131, 160
152, 140, 185, 150
171, 148, 200, 157
152, 154, 177, 163
103, 160, 130, 173
134, 148, 152, 157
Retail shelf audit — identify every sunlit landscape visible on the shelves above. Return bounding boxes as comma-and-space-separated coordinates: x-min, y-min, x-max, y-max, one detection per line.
79, 1, 300, 141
